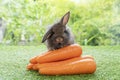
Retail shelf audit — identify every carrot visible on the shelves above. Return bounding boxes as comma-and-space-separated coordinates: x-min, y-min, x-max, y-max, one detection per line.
26, 63, 34, 70
27, 44, 97, 75
39, 59, 96, 75
30, 44, 82, 64
32, 55, 94, 70
30, 51, 52, 64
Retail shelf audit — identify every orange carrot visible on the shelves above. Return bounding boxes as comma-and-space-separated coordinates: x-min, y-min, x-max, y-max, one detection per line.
32, 55, 94, 70
39, 59, 96, 75
30, 51, 52, 64
30, 44, 82, 64
26, 63, 34, 70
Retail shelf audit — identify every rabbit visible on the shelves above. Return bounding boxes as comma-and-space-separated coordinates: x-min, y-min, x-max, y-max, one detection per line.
42, 11, 75, 50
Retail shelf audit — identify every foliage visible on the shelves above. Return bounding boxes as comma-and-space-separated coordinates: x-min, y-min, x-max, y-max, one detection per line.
0, 0, 120, 45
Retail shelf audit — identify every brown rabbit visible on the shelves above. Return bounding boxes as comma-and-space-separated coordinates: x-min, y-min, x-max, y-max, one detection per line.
42, 11, 74, 50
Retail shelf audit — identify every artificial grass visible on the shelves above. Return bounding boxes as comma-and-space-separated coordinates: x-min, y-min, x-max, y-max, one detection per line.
0, 45, 120, 80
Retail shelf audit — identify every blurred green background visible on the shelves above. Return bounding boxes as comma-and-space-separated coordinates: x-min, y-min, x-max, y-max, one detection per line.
0, 0, 120, 46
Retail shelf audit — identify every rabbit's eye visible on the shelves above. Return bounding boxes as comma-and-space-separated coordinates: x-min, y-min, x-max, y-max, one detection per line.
64, 30, 67, 33
52, 32, 55, 34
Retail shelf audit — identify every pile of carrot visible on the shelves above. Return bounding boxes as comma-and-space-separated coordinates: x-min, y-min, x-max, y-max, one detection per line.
26, 44, 96, 75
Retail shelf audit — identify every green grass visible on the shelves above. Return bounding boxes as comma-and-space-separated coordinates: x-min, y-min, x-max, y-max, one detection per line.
0, 45, 120, 80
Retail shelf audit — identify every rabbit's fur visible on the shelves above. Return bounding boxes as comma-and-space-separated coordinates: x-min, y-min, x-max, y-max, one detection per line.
42, 11, 74, 50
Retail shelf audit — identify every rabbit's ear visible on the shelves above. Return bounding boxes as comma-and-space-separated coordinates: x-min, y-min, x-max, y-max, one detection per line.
42, 29, 53, 43
60, 11, 70, 26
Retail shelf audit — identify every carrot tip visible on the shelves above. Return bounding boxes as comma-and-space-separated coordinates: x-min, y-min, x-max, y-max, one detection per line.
30, 56, 38, 64
82, 55, 94, 60
26, 63, 34, 70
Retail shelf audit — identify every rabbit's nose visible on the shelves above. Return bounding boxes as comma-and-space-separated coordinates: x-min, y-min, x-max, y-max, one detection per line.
56, 37, 63, 43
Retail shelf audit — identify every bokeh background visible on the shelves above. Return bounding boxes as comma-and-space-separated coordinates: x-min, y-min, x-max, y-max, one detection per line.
0, 0, 120, 46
